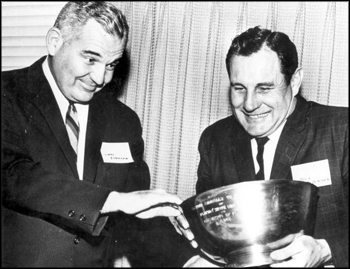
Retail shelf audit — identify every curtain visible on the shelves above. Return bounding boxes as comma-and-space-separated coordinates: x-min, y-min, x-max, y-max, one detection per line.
110, 2, 348, 202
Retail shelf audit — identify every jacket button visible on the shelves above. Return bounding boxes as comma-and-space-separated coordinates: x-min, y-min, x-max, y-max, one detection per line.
74, 237, 80, 244
79, 214, 86, 221
68, 210, 75, 217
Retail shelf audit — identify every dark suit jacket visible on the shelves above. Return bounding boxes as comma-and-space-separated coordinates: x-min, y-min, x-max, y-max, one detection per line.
197, 95, 348, 267
1, 56, 151, 267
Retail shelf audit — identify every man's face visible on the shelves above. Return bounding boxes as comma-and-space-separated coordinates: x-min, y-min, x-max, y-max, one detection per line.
49, 19, 125, 103
228, 47, 297, 138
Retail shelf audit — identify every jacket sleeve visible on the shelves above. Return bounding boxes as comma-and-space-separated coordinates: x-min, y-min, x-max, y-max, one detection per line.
327, 121, 348, 267
196, 127, 217, 194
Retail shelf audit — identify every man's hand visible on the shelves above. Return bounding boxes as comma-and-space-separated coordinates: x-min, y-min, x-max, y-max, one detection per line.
102, 189, 199, 248
101, 189, 184, 218
169, 213, 198, 249
269, 232, 332, 267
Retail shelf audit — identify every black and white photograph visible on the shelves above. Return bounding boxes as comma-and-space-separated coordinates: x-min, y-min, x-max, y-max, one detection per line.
2, 1, 348, 267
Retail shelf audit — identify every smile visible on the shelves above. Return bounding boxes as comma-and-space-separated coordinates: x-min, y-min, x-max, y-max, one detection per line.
84, 87, 96, 92
81, 81, 97, 92
247, 112, 269, 119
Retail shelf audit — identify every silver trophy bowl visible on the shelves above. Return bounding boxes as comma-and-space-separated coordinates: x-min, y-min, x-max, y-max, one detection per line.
181, 180, 319, 267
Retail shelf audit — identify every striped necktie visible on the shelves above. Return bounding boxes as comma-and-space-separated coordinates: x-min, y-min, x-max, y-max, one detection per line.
255, 137, 269, 180
66, 102, 80, 159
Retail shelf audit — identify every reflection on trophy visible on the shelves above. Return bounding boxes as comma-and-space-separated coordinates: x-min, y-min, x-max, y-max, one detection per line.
181, 180, 319, 268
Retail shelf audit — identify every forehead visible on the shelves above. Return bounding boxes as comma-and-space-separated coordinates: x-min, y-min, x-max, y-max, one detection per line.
230, 47, 283, 83
74, 19, 125, 56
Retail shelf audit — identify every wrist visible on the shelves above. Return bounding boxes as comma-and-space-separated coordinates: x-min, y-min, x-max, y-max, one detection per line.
317, 239, 332, 265
101, 191, 121, 214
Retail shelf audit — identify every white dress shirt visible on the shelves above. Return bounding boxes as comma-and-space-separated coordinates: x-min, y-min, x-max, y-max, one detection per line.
251, 120, 287, 180
42, 57, 89, 180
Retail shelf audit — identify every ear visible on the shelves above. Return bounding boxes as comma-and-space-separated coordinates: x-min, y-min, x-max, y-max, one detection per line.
46, 27, 63, 56
290, 67, 303, 97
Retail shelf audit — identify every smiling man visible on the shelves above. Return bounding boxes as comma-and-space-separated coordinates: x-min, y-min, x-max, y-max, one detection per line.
188, 26, 348, 267
229, 45, 300, 138
1, 2, 195, 267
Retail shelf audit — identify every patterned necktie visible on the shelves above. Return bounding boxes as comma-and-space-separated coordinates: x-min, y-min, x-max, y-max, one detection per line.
66, 102, 80, 159
255, 137, 269, 180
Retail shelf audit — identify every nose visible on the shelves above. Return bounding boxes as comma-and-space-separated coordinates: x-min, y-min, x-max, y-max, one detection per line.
90, 64, 106, 87
243, 91, 260, 112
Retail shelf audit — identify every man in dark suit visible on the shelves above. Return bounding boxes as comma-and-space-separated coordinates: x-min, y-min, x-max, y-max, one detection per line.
186, 26, 348, 267
1, 2, 195, 267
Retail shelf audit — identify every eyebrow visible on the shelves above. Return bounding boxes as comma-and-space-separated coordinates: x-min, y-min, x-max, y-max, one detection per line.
230, 82, 244, 87
230, 82, 275, 87
81, 50, 121, 65
82, 50, 101, 58
256, 82, 275, 87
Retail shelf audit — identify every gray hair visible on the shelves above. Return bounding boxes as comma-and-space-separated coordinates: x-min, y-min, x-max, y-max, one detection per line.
53, 1, 129, 46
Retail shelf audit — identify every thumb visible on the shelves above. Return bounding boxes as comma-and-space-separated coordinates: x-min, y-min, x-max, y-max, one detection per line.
136, 205, 182, 219
269, 231, 304, 261
270, 247, 290, 261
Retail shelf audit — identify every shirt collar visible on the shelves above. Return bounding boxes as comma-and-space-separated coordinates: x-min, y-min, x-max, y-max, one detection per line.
250, 119, 287, 144
268, 120, 287, 143
42, 57, 70, 120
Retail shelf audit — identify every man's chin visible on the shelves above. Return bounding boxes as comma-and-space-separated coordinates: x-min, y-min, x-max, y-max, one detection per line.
246, 128, 269, 138
73, 93, 95, 103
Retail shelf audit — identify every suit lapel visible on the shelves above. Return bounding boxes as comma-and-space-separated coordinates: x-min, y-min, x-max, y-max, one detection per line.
83, 91, 108, 183
271, 96, 309, 180
230, 119, 256, 182
27, 57, 79, 178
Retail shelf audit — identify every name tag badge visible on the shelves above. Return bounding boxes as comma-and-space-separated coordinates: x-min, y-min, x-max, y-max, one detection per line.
291, 159, 332, 187
100, 142, 134, 163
